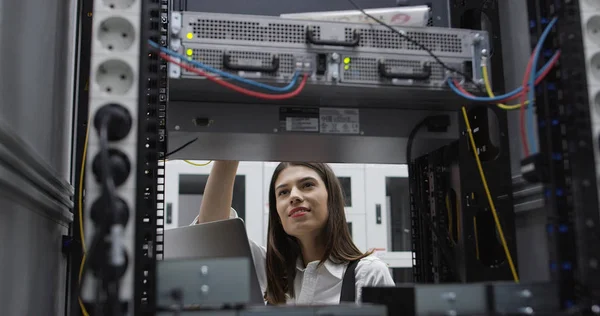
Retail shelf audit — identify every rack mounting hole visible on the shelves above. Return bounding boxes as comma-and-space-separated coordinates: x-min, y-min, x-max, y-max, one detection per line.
98, 17, 136, 52
102, 0, 135, 9
96, 60, 134, 95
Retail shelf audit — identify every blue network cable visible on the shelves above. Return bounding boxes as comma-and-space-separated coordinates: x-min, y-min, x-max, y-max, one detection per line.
148, 40, 299, 92
527, 17, 558, 154
446, 50, 560, 102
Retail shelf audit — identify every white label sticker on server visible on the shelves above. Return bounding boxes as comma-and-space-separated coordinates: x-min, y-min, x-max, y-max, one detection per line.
319, 108, 360, 134
286, 117, 319, 132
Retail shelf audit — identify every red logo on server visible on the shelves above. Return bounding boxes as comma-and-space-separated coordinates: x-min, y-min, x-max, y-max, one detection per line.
390, 14, 411, 25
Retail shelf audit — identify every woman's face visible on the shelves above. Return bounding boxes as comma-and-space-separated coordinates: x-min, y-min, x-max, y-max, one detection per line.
273, 165, 329, 238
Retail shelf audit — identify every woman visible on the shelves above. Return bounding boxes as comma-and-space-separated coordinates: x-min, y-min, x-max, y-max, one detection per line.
193, 160, 394, 305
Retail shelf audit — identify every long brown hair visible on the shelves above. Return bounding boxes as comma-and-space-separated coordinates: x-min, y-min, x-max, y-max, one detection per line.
264, 162, 372, 304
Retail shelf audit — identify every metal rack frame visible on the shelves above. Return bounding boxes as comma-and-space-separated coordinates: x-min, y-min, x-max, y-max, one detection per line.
133, 0, 169, 313
526, 0, 600, 310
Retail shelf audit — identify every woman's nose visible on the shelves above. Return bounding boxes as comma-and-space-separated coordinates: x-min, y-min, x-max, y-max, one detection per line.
289, 187, 303, 203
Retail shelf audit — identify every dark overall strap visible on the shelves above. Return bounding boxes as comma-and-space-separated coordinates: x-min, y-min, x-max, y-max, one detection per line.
340, 260, 360, 303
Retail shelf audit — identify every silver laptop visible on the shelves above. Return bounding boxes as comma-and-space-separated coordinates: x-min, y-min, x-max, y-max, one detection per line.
163, 218, 264, 305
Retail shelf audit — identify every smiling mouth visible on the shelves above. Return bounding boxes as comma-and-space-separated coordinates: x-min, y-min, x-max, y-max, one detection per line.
289, 207, 310, 217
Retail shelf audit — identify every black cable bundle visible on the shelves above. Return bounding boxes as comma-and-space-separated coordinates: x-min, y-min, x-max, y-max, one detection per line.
406, 115, 451, 166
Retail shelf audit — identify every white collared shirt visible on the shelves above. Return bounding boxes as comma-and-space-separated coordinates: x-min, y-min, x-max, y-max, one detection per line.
192, 209, 395, 304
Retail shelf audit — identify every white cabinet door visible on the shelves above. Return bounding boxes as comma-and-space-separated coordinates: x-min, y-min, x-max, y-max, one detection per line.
262, 215, 269, 247
329, 163, 366, 215
238, 162, 264, 244
263, 162, 278, 246
364, 164, 408, 252
163, 161, 264, 244
346, 213, 368, 252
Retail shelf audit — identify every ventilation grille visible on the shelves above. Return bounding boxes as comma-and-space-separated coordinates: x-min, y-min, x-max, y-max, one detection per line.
187, 49, 296, 77
190, 19, 321, 44
189, 18, 464, 53
346, 28, 463, 53
343, 57, 445, 83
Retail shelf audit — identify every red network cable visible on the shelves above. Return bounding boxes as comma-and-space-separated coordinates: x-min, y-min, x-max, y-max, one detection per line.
519, 53, 537, 156
159, 53, 308, 100
452, 51, 561, 156
517, 51, 561, 156
451, 52, 560, 103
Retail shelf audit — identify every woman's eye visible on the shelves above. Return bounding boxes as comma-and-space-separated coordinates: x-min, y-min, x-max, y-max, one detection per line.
303, 182, 314, 188
278, 190, 288, 196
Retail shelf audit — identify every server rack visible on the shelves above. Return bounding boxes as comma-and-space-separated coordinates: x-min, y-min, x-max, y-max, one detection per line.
525, 0, 600, 310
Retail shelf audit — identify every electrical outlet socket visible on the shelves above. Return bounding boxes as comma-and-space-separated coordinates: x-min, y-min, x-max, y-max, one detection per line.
102, 0, 135, 10
82, 188, 136, 299
594, 90, 600, 115
587, 16, 600, 47
95, 59, 134, 95
88, 99, 139, 146
98, 17, 136, 52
